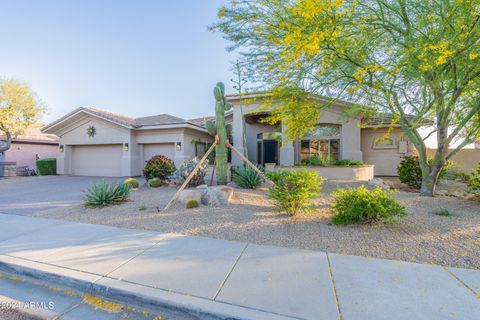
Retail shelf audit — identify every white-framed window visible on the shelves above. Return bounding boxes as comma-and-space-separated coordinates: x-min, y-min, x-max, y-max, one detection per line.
300, 124, 341, 161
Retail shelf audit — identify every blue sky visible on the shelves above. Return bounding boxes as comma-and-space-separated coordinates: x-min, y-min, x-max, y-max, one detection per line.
0, 0, 235, 123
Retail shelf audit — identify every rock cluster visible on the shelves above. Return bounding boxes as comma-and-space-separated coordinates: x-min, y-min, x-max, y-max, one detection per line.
178, 185, 234, 207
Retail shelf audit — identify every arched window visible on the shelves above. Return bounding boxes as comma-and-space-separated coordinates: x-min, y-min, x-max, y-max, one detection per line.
300, 124, 341, 161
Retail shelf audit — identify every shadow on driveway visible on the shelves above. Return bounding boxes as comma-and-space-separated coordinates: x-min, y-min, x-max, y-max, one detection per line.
0, 176, 132, 216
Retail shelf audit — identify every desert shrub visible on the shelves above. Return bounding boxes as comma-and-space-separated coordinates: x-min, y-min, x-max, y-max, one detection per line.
186, 198, 199, 209
266, 169, 324, 216
301, 154, 332, 166
124, 177, 139, 189
173, 157, 207, 187
232, 165, 262, 189
432, 208, 451, 216
468, 162, 480, 192
143, 155, 176, 181
84, 181, 131, 208
149, 177, 162, 188
36, 158, 56, 175
442, 165, 470, 182
334, 159, 364, 166
397, 156, 452, 189
331, 186, 407, 225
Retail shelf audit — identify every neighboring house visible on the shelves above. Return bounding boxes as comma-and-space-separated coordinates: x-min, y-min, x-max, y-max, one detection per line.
42, 107, 230, 177
0, 126, 59, 172
227, 93, 415, 176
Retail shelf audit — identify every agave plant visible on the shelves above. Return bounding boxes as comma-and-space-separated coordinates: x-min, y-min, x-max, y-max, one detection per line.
232, 165, 262, 189
83, 180, 132, 208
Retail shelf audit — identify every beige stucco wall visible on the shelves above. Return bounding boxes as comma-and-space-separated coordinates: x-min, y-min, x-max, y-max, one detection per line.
56, 116, 134, 176
229, 98, 363, 166
426, 148, 480, 173
361, 127, 414, 176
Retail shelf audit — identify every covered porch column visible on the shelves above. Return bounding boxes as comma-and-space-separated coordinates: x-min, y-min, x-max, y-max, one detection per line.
279, 122, 295, 165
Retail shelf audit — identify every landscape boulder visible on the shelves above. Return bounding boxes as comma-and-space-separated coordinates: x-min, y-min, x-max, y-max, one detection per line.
367, 178, 390, 190
201, 186, 234, 206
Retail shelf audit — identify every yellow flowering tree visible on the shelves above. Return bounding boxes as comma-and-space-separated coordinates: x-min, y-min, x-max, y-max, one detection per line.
212, 0, 480, 196
0, 79, 45, 154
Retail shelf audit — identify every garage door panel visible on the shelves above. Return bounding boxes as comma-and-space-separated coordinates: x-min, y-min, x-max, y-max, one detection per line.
72, 145, 122, 177
143, 144, 175, 162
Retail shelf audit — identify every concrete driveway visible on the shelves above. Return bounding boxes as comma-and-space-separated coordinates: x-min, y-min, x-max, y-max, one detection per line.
0, 176, 133, 216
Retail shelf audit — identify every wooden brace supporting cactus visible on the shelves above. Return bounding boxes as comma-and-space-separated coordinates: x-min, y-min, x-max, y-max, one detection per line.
206, 82, 232, 185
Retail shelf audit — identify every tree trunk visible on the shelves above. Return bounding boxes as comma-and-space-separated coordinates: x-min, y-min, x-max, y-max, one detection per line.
419, 160, 443, 197
0, 132, 12, 153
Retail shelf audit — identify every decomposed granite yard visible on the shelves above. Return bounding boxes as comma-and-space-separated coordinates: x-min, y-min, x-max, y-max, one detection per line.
18, 177, 480, 270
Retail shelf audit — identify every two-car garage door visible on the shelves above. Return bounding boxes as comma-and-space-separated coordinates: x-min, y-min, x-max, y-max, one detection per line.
72, 145, 123, 177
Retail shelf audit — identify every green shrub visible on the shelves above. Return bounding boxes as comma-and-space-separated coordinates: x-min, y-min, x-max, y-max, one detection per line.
83, 181, 131, 208
186, 198, 199, 209
173, 157, 207, 187
468, 162, 480, 192
143, 155, 176, 181
442, 166, 469, 182
266, 169, 324, 216
334, 159, 364, 166
300, 156, 364, 167
149, 177, 163, 188
124, 177, 139, 189
397, 156, 452, 189
432, 208, 451, 217
232, 165, 262, 189
331, 186, 407, 225
36, 158, 56, 175
301, 154, 332, 166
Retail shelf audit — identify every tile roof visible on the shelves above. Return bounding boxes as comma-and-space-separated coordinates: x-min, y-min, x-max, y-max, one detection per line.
82, 108, 195, 128
135, 114, 186, 126
188, 111, 233, 128
1, 126, 59, 144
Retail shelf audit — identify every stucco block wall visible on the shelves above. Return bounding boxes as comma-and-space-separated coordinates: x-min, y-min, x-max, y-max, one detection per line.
426, 148, 480, 173
4, 143, 58, 168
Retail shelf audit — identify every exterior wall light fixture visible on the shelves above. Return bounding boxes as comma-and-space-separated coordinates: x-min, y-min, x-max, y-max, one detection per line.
123, 143, 129, 151
176, 142, 182, 151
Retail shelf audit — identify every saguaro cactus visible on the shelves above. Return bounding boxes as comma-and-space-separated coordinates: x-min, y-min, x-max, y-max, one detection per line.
206, 82, 232, 185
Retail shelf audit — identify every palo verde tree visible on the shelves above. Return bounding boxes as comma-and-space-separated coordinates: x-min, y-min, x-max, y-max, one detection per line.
0, 79, 45, 154
211, 0, 480, 196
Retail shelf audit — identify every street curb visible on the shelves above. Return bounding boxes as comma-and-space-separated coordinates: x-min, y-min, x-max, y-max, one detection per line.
0, 256, 297, 320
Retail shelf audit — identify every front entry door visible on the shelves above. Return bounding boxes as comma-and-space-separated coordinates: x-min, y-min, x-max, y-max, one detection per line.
263, 140, 278, 164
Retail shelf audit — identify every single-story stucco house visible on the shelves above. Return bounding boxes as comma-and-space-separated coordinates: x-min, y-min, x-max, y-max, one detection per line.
42, 93, 415, 177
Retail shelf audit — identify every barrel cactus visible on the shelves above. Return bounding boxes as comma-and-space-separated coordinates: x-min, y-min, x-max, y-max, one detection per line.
206, 82, 232, 185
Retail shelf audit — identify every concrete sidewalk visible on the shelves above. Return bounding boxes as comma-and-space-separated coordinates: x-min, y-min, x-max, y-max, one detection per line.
0, 213, 478, 320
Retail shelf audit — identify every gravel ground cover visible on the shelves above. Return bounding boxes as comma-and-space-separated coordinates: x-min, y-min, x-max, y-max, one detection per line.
27, 179, 480, 270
